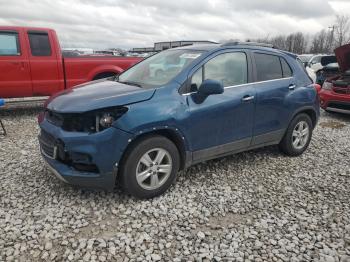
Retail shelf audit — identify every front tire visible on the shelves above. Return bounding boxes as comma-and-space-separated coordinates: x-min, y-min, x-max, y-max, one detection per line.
279, 113, 313, 156
120, 136, 180, 199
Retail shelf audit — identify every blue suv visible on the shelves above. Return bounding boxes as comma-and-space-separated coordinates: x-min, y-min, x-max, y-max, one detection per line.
38, 42, 320, 198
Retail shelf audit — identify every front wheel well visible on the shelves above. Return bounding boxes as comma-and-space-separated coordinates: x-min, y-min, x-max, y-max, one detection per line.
120, 129, 187, 172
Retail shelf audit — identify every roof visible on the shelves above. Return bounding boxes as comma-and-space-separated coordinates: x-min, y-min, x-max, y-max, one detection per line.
154, 40, 218, 44
0, 25, 54, 32
172, 42, 297, 58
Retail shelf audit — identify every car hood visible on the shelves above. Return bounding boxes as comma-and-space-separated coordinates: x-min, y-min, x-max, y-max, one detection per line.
47, 80, 156, 113
334, 43, 350, 72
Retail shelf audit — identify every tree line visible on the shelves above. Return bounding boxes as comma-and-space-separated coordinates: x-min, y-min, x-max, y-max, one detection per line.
250, 14, 350, 54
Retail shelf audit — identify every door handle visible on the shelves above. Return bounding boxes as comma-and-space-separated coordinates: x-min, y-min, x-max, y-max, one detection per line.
289, 84, 296, 90
242, 95, 255, 102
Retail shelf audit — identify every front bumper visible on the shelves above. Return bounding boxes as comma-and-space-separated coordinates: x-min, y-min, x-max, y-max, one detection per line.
39, 119, 133, 190
319, 89, 350, 114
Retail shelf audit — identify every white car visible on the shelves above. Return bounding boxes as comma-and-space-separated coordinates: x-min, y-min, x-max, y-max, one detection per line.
305, 66, 316, 83
307, 54, 330, 71
299, 54, 335, 83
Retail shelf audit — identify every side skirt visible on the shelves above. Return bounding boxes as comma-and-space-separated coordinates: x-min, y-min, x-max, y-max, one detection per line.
190, 129, 285, 166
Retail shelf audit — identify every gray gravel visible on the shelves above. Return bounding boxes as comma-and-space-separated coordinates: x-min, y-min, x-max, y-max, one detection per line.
0, 106, 350, 261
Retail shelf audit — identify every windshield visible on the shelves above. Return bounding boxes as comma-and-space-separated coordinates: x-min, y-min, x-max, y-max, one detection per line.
299, 55, 313, 63
118, 49, 203, 88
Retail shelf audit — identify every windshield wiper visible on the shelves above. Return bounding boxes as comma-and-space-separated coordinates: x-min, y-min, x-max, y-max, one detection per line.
118, 81, 142, 88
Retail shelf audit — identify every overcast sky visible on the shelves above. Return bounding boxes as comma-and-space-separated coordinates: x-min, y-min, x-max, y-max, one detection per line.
0, 0, 349, 50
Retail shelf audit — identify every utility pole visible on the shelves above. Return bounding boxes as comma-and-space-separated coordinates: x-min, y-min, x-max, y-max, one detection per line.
328, 25, 336, 53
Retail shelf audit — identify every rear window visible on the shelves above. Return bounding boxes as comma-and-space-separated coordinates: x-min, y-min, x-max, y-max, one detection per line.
0, 32, 20, 56
254, 53, 283, 81
28, 32, 51, 56
280, 58, 293, 77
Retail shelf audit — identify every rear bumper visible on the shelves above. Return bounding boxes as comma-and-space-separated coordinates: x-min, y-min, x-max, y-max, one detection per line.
319, 89, 350, 113
39, 119, 133, 190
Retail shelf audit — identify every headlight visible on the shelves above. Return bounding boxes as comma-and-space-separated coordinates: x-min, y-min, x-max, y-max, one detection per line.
95, 107, 128, 132
60, 107, 128, 133
99, 113, 115, 128
322, 81, 333, 90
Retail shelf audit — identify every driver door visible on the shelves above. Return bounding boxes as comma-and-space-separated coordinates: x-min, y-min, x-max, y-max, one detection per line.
184, 51, 256, 162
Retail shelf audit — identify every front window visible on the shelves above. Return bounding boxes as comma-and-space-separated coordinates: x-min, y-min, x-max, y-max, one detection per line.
190, 52, 248, 91
311, 56, 322, 64
118, 49, 203, 88
299, 55, 312, 63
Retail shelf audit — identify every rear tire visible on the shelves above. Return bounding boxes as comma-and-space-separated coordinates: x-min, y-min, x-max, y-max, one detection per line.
120, 135, 180, 199
279, 113, 313, 156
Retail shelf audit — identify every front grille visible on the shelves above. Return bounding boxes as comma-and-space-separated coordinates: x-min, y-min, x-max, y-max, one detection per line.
332, 79, 350, 94
45, 110, 97, 133
39, 130, 56, 159
333, 87, 349, 94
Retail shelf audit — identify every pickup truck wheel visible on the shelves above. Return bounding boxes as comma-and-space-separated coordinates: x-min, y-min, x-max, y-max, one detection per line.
279, 113, 313, 156
120, 135, 180, 199
93, 72, 117, 80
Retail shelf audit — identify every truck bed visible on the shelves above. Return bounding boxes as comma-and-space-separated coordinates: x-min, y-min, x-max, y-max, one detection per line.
63, 56, 141, 89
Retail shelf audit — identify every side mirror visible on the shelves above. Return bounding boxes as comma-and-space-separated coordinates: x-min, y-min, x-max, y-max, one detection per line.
197, 79, 224, 97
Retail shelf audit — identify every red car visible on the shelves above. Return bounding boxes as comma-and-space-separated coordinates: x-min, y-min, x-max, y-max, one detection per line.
318, 43, 350, 114
0, 26, 142, 98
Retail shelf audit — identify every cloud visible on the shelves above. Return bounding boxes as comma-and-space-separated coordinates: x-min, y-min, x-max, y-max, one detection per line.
230, 0, 334, 18
0, 0, 347, 49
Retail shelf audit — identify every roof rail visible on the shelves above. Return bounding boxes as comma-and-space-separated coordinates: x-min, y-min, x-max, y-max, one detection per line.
221, 41, 276, 48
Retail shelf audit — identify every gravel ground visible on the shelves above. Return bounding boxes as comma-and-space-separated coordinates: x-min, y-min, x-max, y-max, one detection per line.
0, 106, 350, 262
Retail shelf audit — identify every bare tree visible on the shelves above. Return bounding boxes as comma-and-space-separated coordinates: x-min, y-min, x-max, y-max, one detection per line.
236, 13, 349, 54
334, 14, 350, 47
254, 32, 307, 54
290, 32, 307, 54
309, 29, 334, 54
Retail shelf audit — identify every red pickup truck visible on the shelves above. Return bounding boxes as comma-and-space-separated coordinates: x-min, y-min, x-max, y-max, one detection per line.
0, 26, 142, 98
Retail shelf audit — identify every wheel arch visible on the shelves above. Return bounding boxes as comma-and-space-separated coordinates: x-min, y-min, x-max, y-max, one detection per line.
92, 71, 118, 80
119, 128, 190, 172
290, 107, 318, 129
88, 65, 123, 81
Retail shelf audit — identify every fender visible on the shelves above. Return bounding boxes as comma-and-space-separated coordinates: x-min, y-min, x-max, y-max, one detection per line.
289, 105, 319, 127
124, 125, 192, 169
128, 125, 189, 151
285, 85, 320, 128
87, 65, 124, 81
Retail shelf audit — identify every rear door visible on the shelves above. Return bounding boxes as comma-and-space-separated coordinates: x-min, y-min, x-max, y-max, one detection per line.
25, 30, 61, 96
251, 52, 295, 145
0, 29, 32, 98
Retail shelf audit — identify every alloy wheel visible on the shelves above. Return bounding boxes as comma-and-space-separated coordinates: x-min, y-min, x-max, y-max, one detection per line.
292, 121, 310, 150
136, 148, 172, 190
